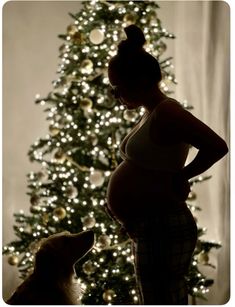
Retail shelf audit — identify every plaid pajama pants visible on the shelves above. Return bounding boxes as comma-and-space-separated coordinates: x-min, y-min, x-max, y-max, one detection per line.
125, 203, 198, 305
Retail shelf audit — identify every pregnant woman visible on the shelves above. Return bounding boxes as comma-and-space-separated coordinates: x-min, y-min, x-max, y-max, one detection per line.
106, 25, 228, 305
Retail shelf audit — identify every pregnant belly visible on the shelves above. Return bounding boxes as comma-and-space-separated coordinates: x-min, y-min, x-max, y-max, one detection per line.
107, 160, 176, 222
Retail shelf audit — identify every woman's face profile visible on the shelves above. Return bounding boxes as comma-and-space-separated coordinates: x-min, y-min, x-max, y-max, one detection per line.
111, 85, 143, 109
108, 67, 144, 109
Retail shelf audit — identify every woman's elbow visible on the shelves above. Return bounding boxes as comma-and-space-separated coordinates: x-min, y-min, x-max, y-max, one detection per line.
219, 139, 228, 155
214, 139, 229, 160
200, 139, 228, 162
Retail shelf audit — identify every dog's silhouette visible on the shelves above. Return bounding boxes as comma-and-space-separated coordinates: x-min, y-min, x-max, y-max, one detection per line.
7, 230, 95, 305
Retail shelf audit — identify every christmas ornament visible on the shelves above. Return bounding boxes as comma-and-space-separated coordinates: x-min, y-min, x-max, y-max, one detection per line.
53, 207, 67, 220
97, 234, 111, 249
67, 24, 83, 44
24, 225, 32, 234
89, 28, 104, 45
102, 289, 116, 302
82, 260, 96, 275
123, 109, 138, 121
71, 87, 79, 95
36, 169, 48, 181
198, 251, 209, 264
81, 59, 93, 74
82, 216, 96, 228
54, 149, 66, 163
30, 194, 40, 206
89, 134, 98, 146
8, 255, 19, 266
80, 98, 93, 111
49, 125, 60, 136
42, 213, 49, 225
89, 170, 105, 187
72, 32, 84, 44
188, 191, 197, 201
123, 13, 137, 25
67, 24, 78, 36
65, 186, 78, 199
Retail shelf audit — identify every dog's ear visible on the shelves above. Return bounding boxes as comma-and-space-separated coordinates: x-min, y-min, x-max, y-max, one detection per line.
34, 245, 57, 273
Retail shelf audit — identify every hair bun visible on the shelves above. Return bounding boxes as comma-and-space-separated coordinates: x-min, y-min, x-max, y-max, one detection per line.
118, 25, 146, 55
124, 25, 146, 47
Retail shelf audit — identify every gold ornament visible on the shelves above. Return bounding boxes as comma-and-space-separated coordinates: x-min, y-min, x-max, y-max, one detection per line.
73, 32, 84, 44
123, 109, 138, 122
24, 225, 32, 234
80, 98, 93, 111
42, 213, 49, 225
53, 207, 67, 220
54, 149, 66, 163
71, 87, 79, 95
30, 194, 40, 206
67, 24, 84, 44
49, 125, 60, 136
67, 24, 78, 36
81, 59, 93, 74
97, 234, 111, 249
123, 13, 137, 25
89, 170, 105, 187
102, 289, 116, 302
82, 216, 96, 228
188, 191, 197, 201
36, 170, 48, 181
65, 186, 78, 199
198, 251, 209, 264
82, 260, 96, 275
89, 28, 105, 45
89, 134, 98, 146
8, 255, 19, 266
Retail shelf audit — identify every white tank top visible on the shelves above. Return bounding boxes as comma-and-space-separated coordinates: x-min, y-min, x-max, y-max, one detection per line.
120, 99, 189, 171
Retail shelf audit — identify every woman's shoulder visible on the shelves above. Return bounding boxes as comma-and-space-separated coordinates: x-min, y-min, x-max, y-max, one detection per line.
161, 97, 183, 108
153, 97, 184, 119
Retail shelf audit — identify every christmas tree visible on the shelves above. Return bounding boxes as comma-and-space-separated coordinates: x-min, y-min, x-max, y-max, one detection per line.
3, 1, 222, 304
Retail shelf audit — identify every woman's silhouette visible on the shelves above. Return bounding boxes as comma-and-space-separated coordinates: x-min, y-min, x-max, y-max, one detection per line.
106, 25, 228, 305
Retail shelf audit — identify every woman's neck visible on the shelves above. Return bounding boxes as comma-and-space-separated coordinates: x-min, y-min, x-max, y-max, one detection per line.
143, 89, 168, 113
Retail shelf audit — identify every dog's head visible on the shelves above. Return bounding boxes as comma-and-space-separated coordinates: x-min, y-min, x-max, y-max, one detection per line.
34, 230, 94, 277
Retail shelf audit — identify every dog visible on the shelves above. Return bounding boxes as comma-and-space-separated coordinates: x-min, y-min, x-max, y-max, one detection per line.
6, 230, 95, 305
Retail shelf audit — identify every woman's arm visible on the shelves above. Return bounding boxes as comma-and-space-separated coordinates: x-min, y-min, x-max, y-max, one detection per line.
159, 101, 228, 181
